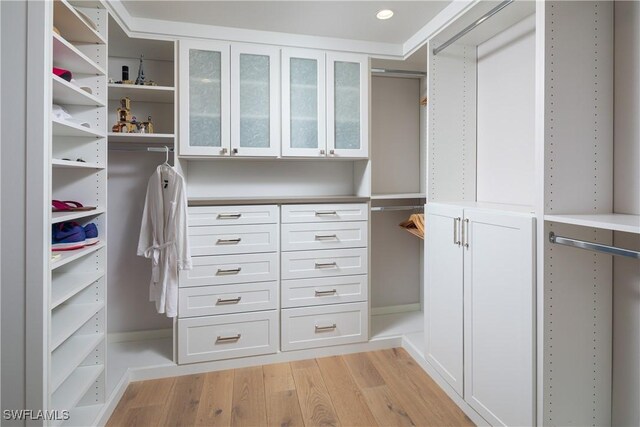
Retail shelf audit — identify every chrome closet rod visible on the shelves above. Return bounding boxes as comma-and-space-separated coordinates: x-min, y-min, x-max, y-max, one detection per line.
371, 205, 424, 212
432, 0, 514, 56
370, 68, 427, 77
108, 146, 174, 153
549, 232, 640, 260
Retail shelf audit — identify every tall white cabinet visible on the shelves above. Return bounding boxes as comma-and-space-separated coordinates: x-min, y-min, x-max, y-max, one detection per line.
426, 203, 535, 426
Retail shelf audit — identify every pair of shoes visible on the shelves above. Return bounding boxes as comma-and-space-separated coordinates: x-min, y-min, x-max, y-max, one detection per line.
52, 222, 99, 251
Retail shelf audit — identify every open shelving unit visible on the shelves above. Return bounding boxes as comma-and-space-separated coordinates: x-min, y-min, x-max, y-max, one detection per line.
48, 0, 108, 423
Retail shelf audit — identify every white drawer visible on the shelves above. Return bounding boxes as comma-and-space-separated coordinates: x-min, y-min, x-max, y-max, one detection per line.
281, 222, 368, 251
178, 311, 278, 364
179, 281, 278, 317
282, 276, 368, 308
281, 203, 368, 223
281, 302, 368, 351
281, 248, 368, 280
189, 224, 278, 256
180, 253, 278, 287
189, 205, 278, 226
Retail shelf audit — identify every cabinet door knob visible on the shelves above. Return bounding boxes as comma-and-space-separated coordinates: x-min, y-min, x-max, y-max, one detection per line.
232, 148, 238, 154
320, 149, 326, 155
221, 148, 228, 154
329, 149, 335, 155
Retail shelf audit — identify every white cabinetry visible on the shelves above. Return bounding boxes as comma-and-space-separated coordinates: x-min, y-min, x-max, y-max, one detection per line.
425, 203, 464, 395
280, 203, 369, 350
425, 203, 535, 426
231, 43, 280, 157
180, 41, 369, 159
281, 49, 326, 157
327, 53, 369, 158
177, 205, 279, 363
179, 40, 230, 156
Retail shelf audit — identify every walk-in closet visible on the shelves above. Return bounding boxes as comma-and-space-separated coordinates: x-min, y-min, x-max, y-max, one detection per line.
1, 1, 639, 426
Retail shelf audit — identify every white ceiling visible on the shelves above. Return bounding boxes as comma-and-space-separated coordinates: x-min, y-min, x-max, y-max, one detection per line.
120, 1, 450, 44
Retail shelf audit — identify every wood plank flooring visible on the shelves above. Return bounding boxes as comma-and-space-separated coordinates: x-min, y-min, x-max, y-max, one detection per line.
107, 348, 474, 427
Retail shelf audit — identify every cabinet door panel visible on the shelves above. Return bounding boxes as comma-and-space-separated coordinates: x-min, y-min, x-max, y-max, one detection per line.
424, 203, 464, 396
179, 40, 230, 156
463, 209, 535, 426
282, 49, 326, 157
327, 53, 368, 158
231, 44, 280, 157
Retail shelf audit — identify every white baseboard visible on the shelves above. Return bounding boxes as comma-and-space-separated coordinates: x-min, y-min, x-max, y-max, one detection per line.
371, 302, 421, 316
107, 328, 173, 344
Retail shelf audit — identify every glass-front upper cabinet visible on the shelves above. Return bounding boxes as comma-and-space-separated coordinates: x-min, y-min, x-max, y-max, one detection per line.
327, 53, 369, 158
231, 44, 280, 157
179, 40, 230, 156
281, 49, 326, 157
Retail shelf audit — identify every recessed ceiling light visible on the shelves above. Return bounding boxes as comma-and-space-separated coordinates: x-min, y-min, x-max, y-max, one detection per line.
376, 9, 394, 20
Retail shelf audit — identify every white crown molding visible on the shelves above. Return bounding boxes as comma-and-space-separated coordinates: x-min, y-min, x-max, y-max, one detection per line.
106, 0, 476, 60
403, 0, 476, 58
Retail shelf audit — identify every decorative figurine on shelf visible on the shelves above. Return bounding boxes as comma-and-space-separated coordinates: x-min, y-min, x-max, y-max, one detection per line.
135, 54, 145, 85
111, 96, 156, 134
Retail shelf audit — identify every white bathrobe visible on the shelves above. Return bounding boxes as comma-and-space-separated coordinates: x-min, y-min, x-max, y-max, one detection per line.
137, 164, 192, 317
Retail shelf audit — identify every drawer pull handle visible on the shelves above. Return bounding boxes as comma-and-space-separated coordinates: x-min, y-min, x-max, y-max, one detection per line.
315, 324, 337, 332
217, 268, 242, 275
315, 234, 338, 240
315, 289, 337, 296
315, 262, 337, 269
217, 297, 242, 304
217, 213, 242, 219
216, 334, 241, 343
217, 238, 242, 244
315, 211, 338, 216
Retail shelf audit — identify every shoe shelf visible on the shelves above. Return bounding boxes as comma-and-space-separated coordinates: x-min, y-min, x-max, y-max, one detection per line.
51, 241, 106, 270
544, 213, 640, 234
52, 158, 104, 170
51, 270, 105, 309
52, 74, 105, 107
50, 301, 104, 351
53, 0, 106, 45
51, 364, 104, 412
52, 118, 105, 138
48, 1, 108, 423
108, 83, 175, 103
53, 32, 105, 76
52, 208, 105, 225
51, 332, 104, 391
107, 132, 175, 144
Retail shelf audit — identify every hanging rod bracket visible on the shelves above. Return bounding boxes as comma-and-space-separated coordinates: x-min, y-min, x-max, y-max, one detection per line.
432, 0, 514, 56
549, 232, 640, 259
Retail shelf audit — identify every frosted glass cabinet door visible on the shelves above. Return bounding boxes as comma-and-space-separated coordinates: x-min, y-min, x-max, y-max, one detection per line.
231, 44, 280, 157
282, 49, 326, 157
327, 53, 369, 158
179, 40, 230, 156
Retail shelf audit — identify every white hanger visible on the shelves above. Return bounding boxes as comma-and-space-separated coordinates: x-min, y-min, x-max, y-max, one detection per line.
163, 146, 170, 167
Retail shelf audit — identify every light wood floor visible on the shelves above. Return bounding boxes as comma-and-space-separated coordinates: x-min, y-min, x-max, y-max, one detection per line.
107, 348, 474, 427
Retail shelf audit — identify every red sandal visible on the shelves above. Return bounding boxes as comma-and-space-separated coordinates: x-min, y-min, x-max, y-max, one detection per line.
52, 200, 96, 212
